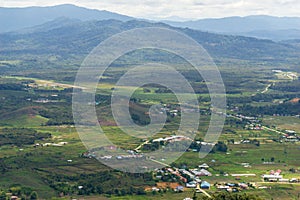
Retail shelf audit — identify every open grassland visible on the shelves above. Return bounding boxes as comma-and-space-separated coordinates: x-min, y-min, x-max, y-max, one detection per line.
263, 116, 300, 133
0, 112, 48, 127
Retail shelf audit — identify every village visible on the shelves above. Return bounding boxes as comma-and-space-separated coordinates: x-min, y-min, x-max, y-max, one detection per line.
148, 163, 300, 199
27, 103, 299, 200
79, 131, 299, 199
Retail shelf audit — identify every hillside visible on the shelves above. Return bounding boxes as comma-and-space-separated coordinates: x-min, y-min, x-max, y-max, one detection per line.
1, 18, 299, 60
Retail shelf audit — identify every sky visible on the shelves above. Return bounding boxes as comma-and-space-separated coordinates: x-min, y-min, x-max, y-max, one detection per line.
1, 0, 300, 20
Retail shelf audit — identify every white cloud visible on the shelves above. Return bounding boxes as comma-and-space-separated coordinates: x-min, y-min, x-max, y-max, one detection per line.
1, 0, 300, 20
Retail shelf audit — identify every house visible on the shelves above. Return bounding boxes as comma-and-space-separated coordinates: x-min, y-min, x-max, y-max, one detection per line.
279, 179, 289, 182
153, 135, 192, 143
286, 136, 299, 142
175, 186, 184, 192
231, 174, 256, 177
195, 178, 201, 183
242, 140, 251, 144
100, 155, 112, 160
290, 178, 298, 183
191, 169, 212, 176
262, 174, 283, 181
116, 156, 123, 160
179, 169, 195, 179
239, 183, 248, 189
167, 168, 188, 183
186, 181, 197, 188
199, 163, 209, 169
200, 181, 211, 189
180, 177, 188, 183
197, 169, 212, 176
226, 183, 236, 187
285, 130, 296, 134
156, 175, 162, 179
217, 185, 230, 190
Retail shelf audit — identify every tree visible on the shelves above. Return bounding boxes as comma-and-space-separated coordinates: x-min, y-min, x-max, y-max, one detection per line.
212, 192, 263, 200
0, 192, 6, 200
214, 141, 228, 152
192, 190, 197, 200
30, 191, 38, 200
9, 186, 21, 196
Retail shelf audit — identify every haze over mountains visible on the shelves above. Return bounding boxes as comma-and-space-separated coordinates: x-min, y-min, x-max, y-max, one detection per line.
1, 4, 300, 41
0, 4, 133, 33
1, 3, 300, 79
164, 15, 300, 41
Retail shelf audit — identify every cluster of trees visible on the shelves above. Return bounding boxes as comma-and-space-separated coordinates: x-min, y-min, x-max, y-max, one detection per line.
184, 140, 229, 153
0, 83, 26, 91
227, 93, 299, 106
141, 140, 228, 153
45, 171, 154, 197
0, 128, 51, 147
95, 94, 111, 106
249, 139, 260, 147
39, 105, 74, 126
239, 101, 300, 116
141, 140, 190, 152
194, 192, 263, 200
189, 141, 203, 152
141, 141, 160, 151
225, 118, 248, 128
0, 90, 36, 116
155, 88, 173, 94
0, 81, 77, 126
261, 157, 276, 162
0, 185, 38, 200
212, 141, 228, 153
270, 80, 300, 92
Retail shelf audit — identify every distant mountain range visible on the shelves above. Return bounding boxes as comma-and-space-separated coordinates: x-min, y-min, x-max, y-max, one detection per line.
0, 4, 133, 33
1, 4, 300, 41
163, 15, 300, 41
1, 18, 299, 65
0, 4, 300, 79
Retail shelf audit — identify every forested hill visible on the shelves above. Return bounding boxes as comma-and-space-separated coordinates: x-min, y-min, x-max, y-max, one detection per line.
0, 18, 299, 75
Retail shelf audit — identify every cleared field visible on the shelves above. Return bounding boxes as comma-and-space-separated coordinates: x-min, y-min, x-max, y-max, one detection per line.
0, 112, 48, 127
263, 116, 300, 133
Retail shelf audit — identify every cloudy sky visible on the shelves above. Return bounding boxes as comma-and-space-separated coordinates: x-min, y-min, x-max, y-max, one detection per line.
1, 0, 300, 20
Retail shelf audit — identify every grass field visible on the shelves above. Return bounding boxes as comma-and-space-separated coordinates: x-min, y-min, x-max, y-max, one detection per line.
263, 116, 300, 133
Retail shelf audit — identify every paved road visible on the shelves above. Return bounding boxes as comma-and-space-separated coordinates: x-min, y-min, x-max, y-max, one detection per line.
262, 126, 286, 135
149, 158, 170, 167
134, 140, 150, 152
196, 183, 212, 198
261, 83, 273, 94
